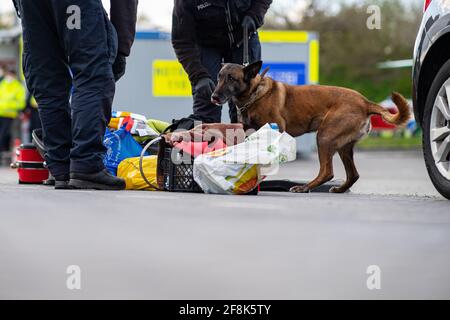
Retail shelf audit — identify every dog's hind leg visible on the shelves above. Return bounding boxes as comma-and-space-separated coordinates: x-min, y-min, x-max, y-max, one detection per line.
330, 142, 359, 193
290, 134, 336, 193
329, 117, 368, 193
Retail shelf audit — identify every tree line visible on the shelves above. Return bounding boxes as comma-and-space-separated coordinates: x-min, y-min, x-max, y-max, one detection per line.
264, 0, 422, 102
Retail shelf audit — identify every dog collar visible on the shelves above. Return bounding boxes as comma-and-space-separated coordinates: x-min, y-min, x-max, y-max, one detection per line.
236, 67, 270, 116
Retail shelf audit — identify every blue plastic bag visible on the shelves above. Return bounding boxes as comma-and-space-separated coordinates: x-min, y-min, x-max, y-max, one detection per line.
103, 127, 146, 175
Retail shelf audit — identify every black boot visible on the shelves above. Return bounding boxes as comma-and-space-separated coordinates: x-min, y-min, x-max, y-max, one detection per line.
53, 174, 71, 190
69, 169, 125, 190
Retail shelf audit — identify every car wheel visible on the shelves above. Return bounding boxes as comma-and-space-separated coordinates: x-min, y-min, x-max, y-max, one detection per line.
423, 60, 450, 199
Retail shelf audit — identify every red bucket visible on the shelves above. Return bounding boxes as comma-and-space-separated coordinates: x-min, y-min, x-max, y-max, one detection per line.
11, 144, 49, 184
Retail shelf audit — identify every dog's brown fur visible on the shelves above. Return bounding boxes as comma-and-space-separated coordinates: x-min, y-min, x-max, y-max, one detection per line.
211, 61, 411, 193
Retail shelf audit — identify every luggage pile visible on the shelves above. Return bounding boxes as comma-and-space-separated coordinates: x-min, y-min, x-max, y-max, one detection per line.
111, 112, 297, 195
193, 124, 297, 195
13, 110, 298, 195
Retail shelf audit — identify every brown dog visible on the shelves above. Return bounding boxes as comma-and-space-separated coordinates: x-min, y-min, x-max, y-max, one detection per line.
211, 61, 411, 193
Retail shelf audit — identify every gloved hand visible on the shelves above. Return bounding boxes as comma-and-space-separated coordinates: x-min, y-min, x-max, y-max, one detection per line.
112, 54, 127, 82
241, 15, 256, 33
194, 77, 215, 99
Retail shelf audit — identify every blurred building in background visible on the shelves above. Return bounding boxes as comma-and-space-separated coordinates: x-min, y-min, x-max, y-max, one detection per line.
0, 25, 21, 73
114, 30, 320, 155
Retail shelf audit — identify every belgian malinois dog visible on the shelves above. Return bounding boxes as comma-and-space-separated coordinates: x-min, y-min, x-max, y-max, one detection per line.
211, 61, 411, 193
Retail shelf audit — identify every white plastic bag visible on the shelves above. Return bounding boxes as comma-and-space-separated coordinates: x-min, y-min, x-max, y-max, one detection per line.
193, 124, 297, 194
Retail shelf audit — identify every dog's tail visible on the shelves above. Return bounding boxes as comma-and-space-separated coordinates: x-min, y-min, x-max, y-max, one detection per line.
367, 92, 411, 127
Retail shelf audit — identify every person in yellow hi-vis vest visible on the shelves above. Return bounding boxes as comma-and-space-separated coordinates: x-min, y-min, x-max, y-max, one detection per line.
0, 66, 26, 153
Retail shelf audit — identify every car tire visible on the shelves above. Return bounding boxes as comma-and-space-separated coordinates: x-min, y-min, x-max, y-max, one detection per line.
423, 59, 450, 199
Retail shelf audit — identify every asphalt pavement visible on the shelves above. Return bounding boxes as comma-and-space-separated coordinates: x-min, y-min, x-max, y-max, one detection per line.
1, 150, 449, 299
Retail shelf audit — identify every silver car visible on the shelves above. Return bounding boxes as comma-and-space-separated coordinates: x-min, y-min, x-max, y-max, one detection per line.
413, 0, 450, 199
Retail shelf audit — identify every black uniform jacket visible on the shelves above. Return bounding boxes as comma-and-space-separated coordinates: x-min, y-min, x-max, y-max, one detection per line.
110, 0, 139, 57
172, 0, 272, 83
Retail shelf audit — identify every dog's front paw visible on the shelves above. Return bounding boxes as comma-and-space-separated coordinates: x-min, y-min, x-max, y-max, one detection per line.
290, 185, 310, 193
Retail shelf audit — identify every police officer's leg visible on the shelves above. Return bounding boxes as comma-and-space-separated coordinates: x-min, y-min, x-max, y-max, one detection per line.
18, 0, 72, 179
0, 117, 13, 165
191, 47, 223, 123
28, 108, 42, 142
0, 117, 13, 152
54, 0, 117, 174
228, 33, 262, 123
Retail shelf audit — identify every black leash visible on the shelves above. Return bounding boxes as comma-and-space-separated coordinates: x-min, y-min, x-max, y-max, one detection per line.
243, 25, 249, 67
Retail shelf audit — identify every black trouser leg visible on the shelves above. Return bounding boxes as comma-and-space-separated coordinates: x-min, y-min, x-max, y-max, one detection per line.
19, 0, 72, 177
192, 34, 262, 124
28, 108, 42, 142
0, 118, 13, 152
191, 46, 223, 123
57, 0, 118, 173
19, 0, 117, 175
227, 33, 262, 123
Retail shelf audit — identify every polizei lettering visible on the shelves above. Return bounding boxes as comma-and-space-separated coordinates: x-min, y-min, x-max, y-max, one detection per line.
197, 2, 212, 10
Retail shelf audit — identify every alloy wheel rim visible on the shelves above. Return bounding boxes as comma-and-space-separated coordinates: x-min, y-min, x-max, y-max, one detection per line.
430, 78, 450, 180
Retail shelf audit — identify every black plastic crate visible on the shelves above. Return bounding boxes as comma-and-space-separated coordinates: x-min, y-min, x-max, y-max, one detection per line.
157, 141, 203, 193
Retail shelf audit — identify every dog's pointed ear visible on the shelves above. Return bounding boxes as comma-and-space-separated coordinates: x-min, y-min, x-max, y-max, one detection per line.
243, 61, 263, 82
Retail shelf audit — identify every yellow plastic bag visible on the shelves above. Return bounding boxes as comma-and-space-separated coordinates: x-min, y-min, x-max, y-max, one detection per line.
117, 156, 158, 191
